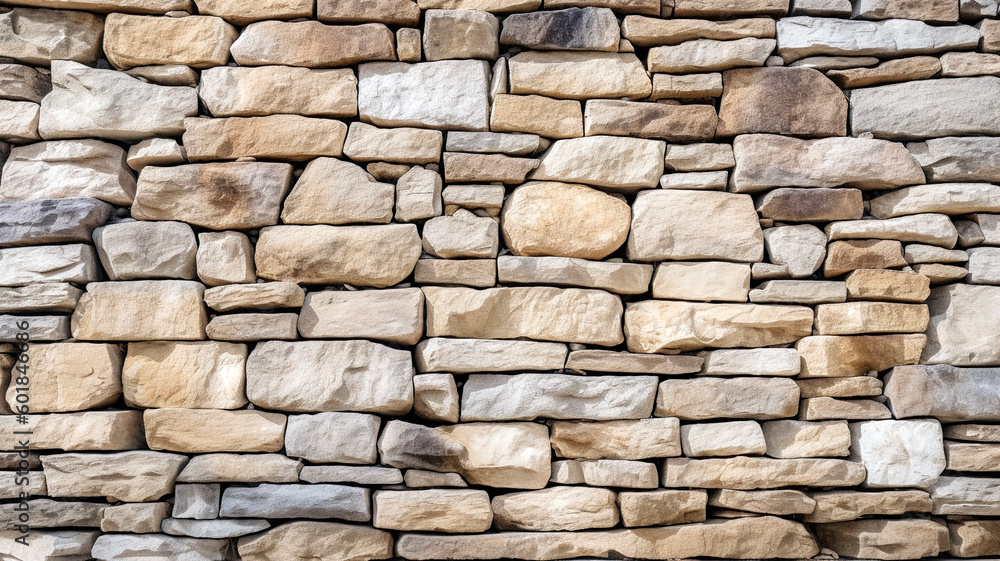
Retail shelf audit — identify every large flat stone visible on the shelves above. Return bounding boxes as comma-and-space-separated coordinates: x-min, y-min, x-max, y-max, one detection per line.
717, 68, 846, 137
508, 51, 651, 99
756, 187, 863, 223
94, 220, 197, 280
815, 519, 949, 560
285, 412, 379, 464
623, 16, 775, 47
922, 284, 1000, 366
42, 451, 187, 502
498, 256, 653, 295
200, 66, 357, 117
908, 136, 1000, 182
231, 21, 395, 67
178, 454, 301, 484
0, 198, 111, 248
776, 16, 979, 61
195, 0, 312, 24
237, 521, 393, 561
359, 60, 490, 131
651, 261, 750, 302
805, 490, 932, 523
379, 420, 551, 489
584, 100, 718, 142
423, 286, 623, 346
145, 408, 286, 453
133, 162, 292, 230
0, 410, 142, 451
104, 14, 237, 69
183, 115, 347, 162
731, 134, 924, 193
492, 486, 617, 531
648, 38, 775, 73
0, 244, 98, 286
500, 7, 619, 51
851, 77, 1000, 140
662, 457, 866, 489
221, 484, 370, 521
415, 338, 567, 373
299, 288, 423, 344
885, 364, 1000, 422
0, 8, 102, 65
374, 489, 492, 532
796, 334, 925, 378
3, 343, 121, 413
71, 280, 206, 341
550, 418, 680, 460
246, 340, 413, 414
928, 476, 1000, 515
530, 138, 664, 192
461, 374, 657, 421
0, 140, 136, 205
90, 535, 228, 561
655, 377, 800, 420
625, 300, 812, 353
255, 224, 421, 287
39, 61, 197, 141
871, 183, 1000, 219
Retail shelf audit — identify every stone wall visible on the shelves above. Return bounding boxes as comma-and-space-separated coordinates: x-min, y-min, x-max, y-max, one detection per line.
1, 0, 1000, 559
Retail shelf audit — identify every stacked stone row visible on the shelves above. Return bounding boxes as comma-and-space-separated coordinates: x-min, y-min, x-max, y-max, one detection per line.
2, 0, 1000, 559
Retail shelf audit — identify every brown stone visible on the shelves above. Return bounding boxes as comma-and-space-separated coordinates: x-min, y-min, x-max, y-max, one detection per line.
103, 14, 237, 70
144, 408, 286, 453
231, 21, 396, 67
618, 489, 707, 527
845, 269, 930, 302
824, 239, 906, 277
805, 490, 933, 523
673, 0, 790, 16
183, 116, 347, 162
756, 188, 863, 222
490, 94, 583, 138
949, 520, 1000, 557
717, 67, 847, 137
796, 334, 925, 378
583, 100, 717, 142
945, 442, 1000, 471
827, 56, 942, 88
814, 302, 929, 335
815, 519, 949, 560
443, 153, 539, 184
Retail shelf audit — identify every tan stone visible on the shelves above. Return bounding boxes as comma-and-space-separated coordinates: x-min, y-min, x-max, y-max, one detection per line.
661, 457, 866, 489
806, 490, 932, 523
424, 9, 498, 61
628, 190, 763, 262
501, 182, 629, 260
623, 16, 775, 47
231, 21, 396, 67
104, 14, 237, 70
755, 187, 863, 223
0, 282, 81, 315
123, 342, 247, 409
490, 94, 583, 139
299, 288, 424, 345
93, 220, 197, 281
203, 282, 305, 312
718, 67, 846, 137
443, 152, 539, 184
550, 459, 657, 488
0, 411, 142, 451
178, 454, 302, 483
531, 136, 664, 192
134, 162, 292, 229
498, 256, 653, 295
911, 263, 968, 284
72, 281, 206, 342
101, 502, 170, 533
415, 338, 567, 373
550, 418, 680, 460
413, 258, 497, 287
681, 421, 766, 456
5, 343, 121, 413
946, 423, 1000, 442
196, 0, 313, 25
379, 420, 551, 489
318, 0, 420, 25
508, 51, 652, 100
656, 377, 799, 420
414, 374, 459, 423
238, 521, 393, 561
824, 239, 907, 277
344, 122, 442, 164
827, 56, 942, 88
803, 396, 888, 420
373, 490, 491, 533
815, 519, 949, 560
797, 334, 925, 378
196, 231, 256, 286
853, 0, 957, 20
749, 279, 847, 305
945, 442, 1000, 471
648, 38, 775, 73
845, 269, 930, 302
584, 100, 718, 142
200, 66, 357, 118
0, 8, 102, 65
280, 158, 393, 225
776, 17, 977, 62
617, 489, 707, 527
0, 99, 39, 143
762, 420, 849, 458
42, 451, 187, 502
424, 286, 623, 346
796, 377, 882, 399
1, 139, 136, 205
949, 520, 1000, 557
422, 211, 498, 258
651, 262, 750, 302
663, 143, 734, 172
493, 486, 617, 531
814, 302, 929, 335
651, 73, 724, 99
625, 300, 812, 353
183, 116, 346, 162
709, 489, 815, 515
144, 408, 285, 454
673, 0, 788, 16
206, 314, 303, 342
255, 224, 421, 287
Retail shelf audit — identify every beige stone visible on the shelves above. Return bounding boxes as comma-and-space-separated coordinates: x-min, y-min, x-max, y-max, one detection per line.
299, 288, 424, 345
550, 418, 680, 460
871, 183, 1000, 221
72, 281, 206, 341
661, 457, 866, 489
104, 14, 237, 70
343, 122, 441, 164
731, 133, 924, 193
238, 521, 393, 561
196, 231, 256, 286
531, 136, 664, 192
544, 0, 658, 14
415, 338, 567, 373
374, 489, 492, 533
4, 343, 120, 413
126, 138, 186, 171
806, 490, 932, 523
396, 516, 817, 559
414, 373, 459, 423
584, 100, 718, 142
184, 115, 346, 162
700, 348, 800, 376
825, 239, 907, 277
281, 158, 393, 226
664, 143, 734, 172
709, 489, 815, 515
246, 340, 413, 414
0, 99, 39, 143
827, 56, 942, 88
947, 424, 1000, 442
749, 279, 847, 305
804, 397, 889, 420
0, 410, 142, 451
628, 190, 762, 262
209, 314, 298, 341
796, 377, 881, 399
718, 67, 846, 137
755, 187, 864, 223
134, 162, 292, 229
396, 27, 420, 62
814, 302, 929, 335
0, 8, 102, 65
177, 454, 301, 483
651, 73, 724, 99
501, 182, 629, 259
145, 408, 286, 453
949, 519, 1000, 557
648, 38, 775, 73
623, 16, 775, 47
196, 0, 312, 25
199, 66, 357, 118
886, 364, 1000, 422
423, 9, 498, 61
798, 336, 926, 377
945, 442, 1000, 471
493, 486, 618, 531
124, 64, 198, 86
930, 476, 1000, 515
443, 152, 539, 184
123, 342, 247, 409
655, 377, 799, 420
42, 451, 187, 502
94, 220, 197, 281
650, 261, 749, 302
764, 224, 826, 278
850, 419, 946, 487
203, 282, 305, 312
422, 211, 498, 258
231, 21, 396, 67
0, 244, 98, 286
490, 95, 583, 138
508, 51, 651, 99
551, 459, 657, 488
1, 139, 136, 205
461, 374, 657, 421
762, 420, 849, 458
0, 284, 81, 314
845, 269, 930, 302
498, 256, 653, 295
101, 502, 170, 534
681, 421, 766, 456
255, 224, 421, 287
318, 0, 420, 24
379, 420, 551, 489
617, 489, 707, 527
923, 284, 1000, 366
815, 519, 949, 560
424, 286, 623, 346
673, 0, 788, 16
625, 300, 812, 353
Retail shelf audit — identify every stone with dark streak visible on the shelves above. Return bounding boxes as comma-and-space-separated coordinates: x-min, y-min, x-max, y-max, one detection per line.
500, 7, 620, 52
756, 188, 863, 223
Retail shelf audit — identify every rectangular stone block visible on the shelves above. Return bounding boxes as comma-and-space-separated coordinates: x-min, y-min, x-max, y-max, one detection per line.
655, 377, 800, 420
298, 288, 424, 345
71, 280, 207, 341
462, 374, 658, 421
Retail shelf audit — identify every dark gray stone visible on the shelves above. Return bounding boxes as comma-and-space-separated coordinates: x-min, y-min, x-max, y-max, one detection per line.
0, 198, 112, 247
500, 7, 620, 51
0, 63, 51, 102
219, 484, 371, 521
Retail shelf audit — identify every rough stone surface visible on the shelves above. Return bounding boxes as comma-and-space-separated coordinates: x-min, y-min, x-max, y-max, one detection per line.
200, 66, 358, 117
796, 334, 925, 378
1, 140, 136, 205
885, 364, 1000, 422
183, 115, 347, 162
103, 14, 237, 70
42, 451, 187, 502
375, 489, 493, 532
655, 377, 800, 420
922, 284, 1000, 366
849, 419, 946, 488
0, 8, 103, 65
123, 341, 247, 409
814, 519, 949, 560
717, 67, 846, 137
492, 486, 618, 531
662, 457, 866, 489
359, 60, 490, 130
238, 521, 393, 561
531, 137, 664, 192
145, 408, 286, 453
776, 16, 979, 61
221, 484, 371, 521
231, 21, 395, 67
508, 51, 652, 99
299, 288, 424, 345
461, 374, 657, 421
94, 220, 197, 281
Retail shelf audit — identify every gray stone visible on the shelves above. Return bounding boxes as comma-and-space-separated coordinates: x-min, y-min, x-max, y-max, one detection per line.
1, 140, 136, 205
908, 136, 1000, 182
300, 466, 403, 485
285, 412, 380, 464
220, 484, 371, 521
162, 518, 270, 539
445, 131, 541, 155
42, 451, 187, 502
0, 283, 82, 314
91, 535, 228, 561
550, 459, 657, 488
0, 499, 103, 530
662, 457, 866, 489
0, 244, 98, 286
928, 476, 1000, 515
764, 224, 827, 278
40, 61, 198, 141
236, 521, 393, 561
0, 198, 110, 248
501, 7, 618, 51
885, 364, 1000, 422
461, 374, 658, 421
0, 8, 102, 65
173, 484, 220, 520
700, 348, 800, 376
0, 529, 97, 561
0, 315, 68, 342
776, 16, 979, 61
681, 421, 766, 457
422, 211, 499, 258
749, 280, 847, 304
94, 220, 197, 280
177, 454, 302, 484
870, 183, 1000, 219
923, 284, 1000, 366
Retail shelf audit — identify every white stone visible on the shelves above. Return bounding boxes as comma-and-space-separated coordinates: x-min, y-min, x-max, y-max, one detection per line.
764, 224, 827, 278
1, 139, 136, 205
701, 348, 800, 376
94, 220, 197, 280
531, 136, 664, 192
681, 421, 766, 457
849, 419, 946, 488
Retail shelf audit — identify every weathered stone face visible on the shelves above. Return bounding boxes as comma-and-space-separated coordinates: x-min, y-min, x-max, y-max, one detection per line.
72, 281, 207, 341
123, 342, 247, 409
359, 60, 490, 130
1, 140, 136, 205
103, 14, 237, 70
717, 67, 846, 137
0, 8, 103, 65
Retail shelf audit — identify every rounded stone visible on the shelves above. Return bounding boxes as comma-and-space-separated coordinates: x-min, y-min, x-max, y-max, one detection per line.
501, 181, 630, 259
